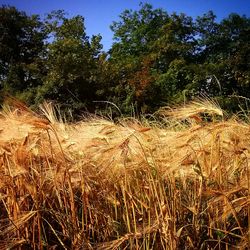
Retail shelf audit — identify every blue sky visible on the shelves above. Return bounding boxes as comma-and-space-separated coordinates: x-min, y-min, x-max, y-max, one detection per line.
1, 0, 250, 51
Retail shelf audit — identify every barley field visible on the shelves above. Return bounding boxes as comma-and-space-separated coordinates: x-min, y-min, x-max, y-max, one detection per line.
0, 100, 250, 249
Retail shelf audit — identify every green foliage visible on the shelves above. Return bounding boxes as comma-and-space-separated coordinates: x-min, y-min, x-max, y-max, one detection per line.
36, 15, 96, 108
0, 3, 249, 116
110, 3, 168, 56
0, 5, 46, 103
109, 4, 250, 113
109, 4, 199, 112
196, 12, 250, 98
37, 13, 106, 114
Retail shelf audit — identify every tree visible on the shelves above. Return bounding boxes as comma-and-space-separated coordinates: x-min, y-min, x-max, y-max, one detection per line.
195, 12, 250, 111
1, 4, 249, 116
109, 3, 168, 112
35, 12, 104, 113
109, 3, 198, 112
0, 5, 47, 103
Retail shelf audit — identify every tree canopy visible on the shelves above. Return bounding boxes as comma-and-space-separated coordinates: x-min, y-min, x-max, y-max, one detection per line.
0, 4, 249, 117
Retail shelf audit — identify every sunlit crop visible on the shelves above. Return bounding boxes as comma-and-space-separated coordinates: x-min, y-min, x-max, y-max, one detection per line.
0, 99, 250, 249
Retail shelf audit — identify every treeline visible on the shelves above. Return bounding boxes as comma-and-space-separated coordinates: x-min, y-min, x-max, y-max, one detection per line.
0, 4, 250, 117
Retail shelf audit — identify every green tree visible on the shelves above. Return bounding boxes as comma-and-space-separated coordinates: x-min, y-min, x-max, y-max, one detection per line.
109, 3, 197, 112
0, 5, 47, 103
36, 12, 104, 113
195, 12, 250, 111
109, 3, 168, 112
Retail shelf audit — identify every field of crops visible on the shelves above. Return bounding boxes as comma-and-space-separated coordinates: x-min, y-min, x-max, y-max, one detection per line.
0, 99, 250, 249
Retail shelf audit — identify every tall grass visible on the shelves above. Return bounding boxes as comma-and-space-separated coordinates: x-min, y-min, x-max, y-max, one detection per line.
0, 100, 250, 249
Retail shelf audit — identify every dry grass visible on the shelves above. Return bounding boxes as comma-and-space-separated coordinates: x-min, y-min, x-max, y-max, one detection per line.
0, 100, 250, 249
